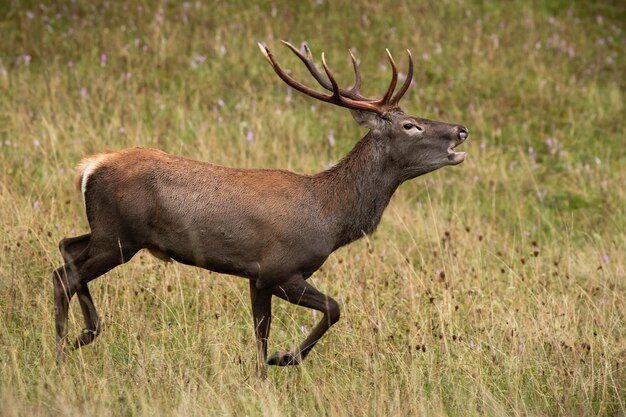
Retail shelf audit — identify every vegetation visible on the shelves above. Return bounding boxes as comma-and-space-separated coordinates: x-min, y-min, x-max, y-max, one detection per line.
0, 0, 624, 415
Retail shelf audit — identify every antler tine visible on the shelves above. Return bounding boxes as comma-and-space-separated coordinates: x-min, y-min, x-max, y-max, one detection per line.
377, 49, 398, 105
282, 40, 369, 101
321, 52, 342, 101
321, 53, 387, 115
258, 42, 331, 102
281, 41, 334, 92
347, 50, 363, 96
390, 49, 413, 105
259, 42, 384, 115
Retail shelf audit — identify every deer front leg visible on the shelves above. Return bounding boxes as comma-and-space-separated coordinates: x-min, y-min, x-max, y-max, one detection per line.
249, 280, 272, 379
268, 276, 340, 366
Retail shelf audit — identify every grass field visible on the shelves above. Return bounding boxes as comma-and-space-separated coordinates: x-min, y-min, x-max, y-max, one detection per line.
0, 1, 624, 416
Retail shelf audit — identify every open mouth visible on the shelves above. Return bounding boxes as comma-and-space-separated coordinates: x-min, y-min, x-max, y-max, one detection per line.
447, 138, 467, 164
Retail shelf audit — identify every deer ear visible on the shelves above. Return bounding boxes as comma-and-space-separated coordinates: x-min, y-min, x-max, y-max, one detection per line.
350, 110, 382, 130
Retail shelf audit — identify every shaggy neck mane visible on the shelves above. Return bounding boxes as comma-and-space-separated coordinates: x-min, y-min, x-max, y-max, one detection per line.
313, 133, 401, 249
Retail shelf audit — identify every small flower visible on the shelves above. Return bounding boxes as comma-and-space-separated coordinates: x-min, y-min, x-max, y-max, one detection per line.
327, 130, 335, 147
300, 324, 309, 334
80, 87, 88, 100
480, 142, 486, 150
469, 340, 475, 349
155, 8, 164, 25
67, 61, 74, 69
216, 98, 225, 108
33, 200, 40, 209
245, 130, 253, 142
546, 137, 560, 156
26, 11, 35, 19
16, 54, 32, 65
33, 139, 40, 147
100, 53, 107, 67
219, 44, 226, 56
602, 254, 609, 263
190, 55, 206, 69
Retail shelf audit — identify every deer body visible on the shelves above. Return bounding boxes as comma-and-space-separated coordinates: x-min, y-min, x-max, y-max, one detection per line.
53, 41, 468, 377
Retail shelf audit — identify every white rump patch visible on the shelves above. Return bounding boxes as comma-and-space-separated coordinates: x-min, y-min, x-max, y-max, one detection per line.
78, 154, 111, 203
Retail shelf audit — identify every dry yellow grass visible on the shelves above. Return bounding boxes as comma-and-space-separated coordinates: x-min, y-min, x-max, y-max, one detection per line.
0, 1, 624, 416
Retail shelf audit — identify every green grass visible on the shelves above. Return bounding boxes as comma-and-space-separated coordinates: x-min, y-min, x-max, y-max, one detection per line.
0, 0, 624, 416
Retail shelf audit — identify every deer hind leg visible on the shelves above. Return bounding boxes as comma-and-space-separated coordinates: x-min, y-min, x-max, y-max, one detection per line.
59, 234, 91, 263
267, 276, 340, 366
73, 283, 101, 349
53, 238, 139, 360
57, 234, 102, 348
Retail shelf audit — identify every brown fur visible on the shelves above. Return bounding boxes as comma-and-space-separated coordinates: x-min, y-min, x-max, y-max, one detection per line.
53, 43, 469, 378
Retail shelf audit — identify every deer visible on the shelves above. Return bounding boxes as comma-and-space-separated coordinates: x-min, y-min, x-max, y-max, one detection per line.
53, 40, 469, 378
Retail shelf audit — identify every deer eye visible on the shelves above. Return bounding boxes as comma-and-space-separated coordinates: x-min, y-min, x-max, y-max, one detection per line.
403, 123, 414, 130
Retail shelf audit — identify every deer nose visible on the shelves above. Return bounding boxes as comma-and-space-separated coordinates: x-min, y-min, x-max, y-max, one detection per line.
458, 126, 469, 141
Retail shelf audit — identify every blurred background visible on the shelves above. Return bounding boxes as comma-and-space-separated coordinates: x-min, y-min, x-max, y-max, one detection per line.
0, 1, 624, 416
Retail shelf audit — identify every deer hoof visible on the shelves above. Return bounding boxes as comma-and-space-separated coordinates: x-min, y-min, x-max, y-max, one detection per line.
73, 328, 99, 349
267, 351, 301, 366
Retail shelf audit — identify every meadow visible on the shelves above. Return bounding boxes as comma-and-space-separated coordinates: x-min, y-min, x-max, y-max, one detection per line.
0, 1, 624, 415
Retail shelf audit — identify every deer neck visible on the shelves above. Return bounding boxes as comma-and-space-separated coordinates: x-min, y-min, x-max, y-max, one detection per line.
314, 133, 401, 249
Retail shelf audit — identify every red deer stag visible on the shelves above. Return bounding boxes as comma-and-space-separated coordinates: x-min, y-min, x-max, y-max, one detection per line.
53, 41, 469, 377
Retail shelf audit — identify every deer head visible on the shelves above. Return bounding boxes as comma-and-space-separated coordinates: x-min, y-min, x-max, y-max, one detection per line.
258, 41, 469, 182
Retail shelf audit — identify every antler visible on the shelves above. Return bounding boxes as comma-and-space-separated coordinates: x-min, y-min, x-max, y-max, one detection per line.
258, 41, 414, 115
